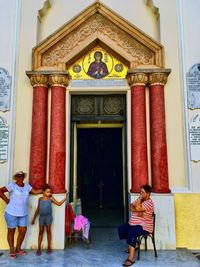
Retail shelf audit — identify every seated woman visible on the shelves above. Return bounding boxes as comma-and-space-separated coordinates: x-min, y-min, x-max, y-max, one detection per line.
118, 184, 154, 266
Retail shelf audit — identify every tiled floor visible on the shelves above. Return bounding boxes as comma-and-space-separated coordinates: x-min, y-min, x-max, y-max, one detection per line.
0, 227, 199, 267
0, 243, 199, 267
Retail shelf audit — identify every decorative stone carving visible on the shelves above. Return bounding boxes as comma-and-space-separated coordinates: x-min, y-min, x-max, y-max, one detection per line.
127, 73, 148, 86
42, 14, 154, 68
29, 74, 48, 87
103, 96, 123, 115
71, 95, 125, 118
49, 74, 70, 87
0, 116, 9, 163
75, 97, 95, 115
149, 73, 168, 86
0, 68, 11, 111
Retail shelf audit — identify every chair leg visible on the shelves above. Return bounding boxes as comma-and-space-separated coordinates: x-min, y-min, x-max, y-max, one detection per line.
137, 238, 141, 260
152, 236, 157, 258
145, 237, 147, 251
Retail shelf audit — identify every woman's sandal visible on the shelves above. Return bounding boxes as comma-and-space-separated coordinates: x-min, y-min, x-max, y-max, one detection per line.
46, 249, 52, 254
16, 250, 27, 256
122, 259, 135, 266
36, 250, 42, 256
9, 253, 17, 260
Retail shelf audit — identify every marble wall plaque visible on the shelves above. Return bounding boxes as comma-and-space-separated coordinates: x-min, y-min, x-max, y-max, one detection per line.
0, 116, 9, 163
189, 113, 200, 161
0, 68, 11, 111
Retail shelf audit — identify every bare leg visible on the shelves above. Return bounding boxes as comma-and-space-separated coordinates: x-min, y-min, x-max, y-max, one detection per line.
7, 228, 15, 254
46, 224, 52, 252
16, 226, 27, 253
37, 225, 45, 253
123, 246, 135, 265
129, 246, 135, 261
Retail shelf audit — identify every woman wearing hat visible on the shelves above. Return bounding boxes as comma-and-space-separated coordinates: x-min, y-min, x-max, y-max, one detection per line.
0, 170, 42, 259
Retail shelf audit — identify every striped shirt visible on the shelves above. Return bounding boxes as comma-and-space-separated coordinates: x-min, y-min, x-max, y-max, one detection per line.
129, 198, 154, 233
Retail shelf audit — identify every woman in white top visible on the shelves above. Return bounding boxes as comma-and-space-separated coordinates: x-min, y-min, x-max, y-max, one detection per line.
0, 170, 42, 259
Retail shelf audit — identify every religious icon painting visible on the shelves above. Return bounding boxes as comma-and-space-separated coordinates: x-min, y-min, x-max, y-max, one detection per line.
68, 46, 128, 80
83, 49, 113, 79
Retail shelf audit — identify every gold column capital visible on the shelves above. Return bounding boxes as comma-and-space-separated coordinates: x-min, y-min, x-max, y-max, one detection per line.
29, 74, 49, 88
127, 73, 148, 87
49, 74, 70, 88
149, 73, 168, 87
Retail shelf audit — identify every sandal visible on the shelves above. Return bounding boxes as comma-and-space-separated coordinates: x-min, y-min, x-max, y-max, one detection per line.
122, 259, 135, 266
16, 250, 27, 256
36, 250, 42, 256
46, 249, 52, 254
9, 253, 16, 260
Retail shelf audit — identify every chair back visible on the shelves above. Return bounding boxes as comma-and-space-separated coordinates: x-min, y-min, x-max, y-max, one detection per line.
152, 213, 156, 234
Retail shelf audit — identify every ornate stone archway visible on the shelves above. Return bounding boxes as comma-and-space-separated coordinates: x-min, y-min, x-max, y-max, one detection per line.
26, 1, 171, 194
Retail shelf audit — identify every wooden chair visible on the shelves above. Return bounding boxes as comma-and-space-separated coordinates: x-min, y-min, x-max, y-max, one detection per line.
137, 213, 157, 260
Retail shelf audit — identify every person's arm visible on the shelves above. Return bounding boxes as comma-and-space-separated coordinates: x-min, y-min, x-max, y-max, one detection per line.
135, 196, 147, 212
129, 202, 136, 212
0, 187, 9, 204
31, 198, 41, 224
30, 188, 43, 195
50, 193, 67, 206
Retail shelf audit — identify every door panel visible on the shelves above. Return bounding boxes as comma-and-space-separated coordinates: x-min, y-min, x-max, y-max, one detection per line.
77, 128, 123, 210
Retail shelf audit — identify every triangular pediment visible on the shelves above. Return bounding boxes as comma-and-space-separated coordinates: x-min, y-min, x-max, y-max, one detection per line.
32, 1, 164, 71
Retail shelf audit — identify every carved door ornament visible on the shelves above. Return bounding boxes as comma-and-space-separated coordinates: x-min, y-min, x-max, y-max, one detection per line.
71, 95, 126, 121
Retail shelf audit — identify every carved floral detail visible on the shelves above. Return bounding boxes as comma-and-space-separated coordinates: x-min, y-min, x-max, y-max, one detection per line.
30, 74, 48, 87
149, 73, 168, 86
103, 96, 122, 115
49, 74, 70, 87
42, 14, 154, 68
127, 73, 148, 86
75, 97, 95, 115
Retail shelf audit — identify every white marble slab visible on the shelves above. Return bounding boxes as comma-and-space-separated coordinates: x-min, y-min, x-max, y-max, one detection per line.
23, 194, 66, 249
129, 193, 176, 250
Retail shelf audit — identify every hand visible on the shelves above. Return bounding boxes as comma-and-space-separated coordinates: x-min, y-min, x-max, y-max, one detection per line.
31, 219, 35, 225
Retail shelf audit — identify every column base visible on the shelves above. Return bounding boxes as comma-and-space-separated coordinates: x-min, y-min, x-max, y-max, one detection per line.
24, 194, 66, 249
51, 189, 67, 194
130, 189, 140, 193
152, 188, 171, 193
129, 193, 176, 249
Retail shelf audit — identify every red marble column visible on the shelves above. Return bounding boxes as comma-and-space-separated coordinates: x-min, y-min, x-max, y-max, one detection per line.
128, 73, 148, 193
49, 74, 69, 193
29, 74, 48, 189
149, 72, 171, 193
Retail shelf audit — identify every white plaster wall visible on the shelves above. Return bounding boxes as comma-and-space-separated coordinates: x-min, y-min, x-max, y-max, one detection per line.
130, 194, 176, 250
151, 0, 187, 190
38, 0, 160, 43
178, 0, 200, 192
0, 0, 21, 186
23, 194, 66, 249
13, 0, 48, 175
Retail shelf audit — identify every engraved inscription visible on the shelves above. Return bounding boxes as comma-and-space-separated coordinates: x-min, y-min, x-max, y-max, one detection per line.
189, 113, 200, 161
0, 68, 11, 111
0, 117, 9, 163
187, 64, 200, 109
